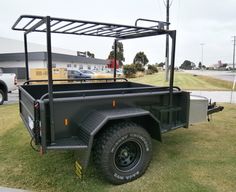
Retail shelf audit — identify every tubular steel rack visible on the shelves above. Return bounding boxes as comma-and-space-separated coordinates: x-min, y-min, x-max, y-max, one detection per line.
12, 15, 177, 141
12, 15, 169, 39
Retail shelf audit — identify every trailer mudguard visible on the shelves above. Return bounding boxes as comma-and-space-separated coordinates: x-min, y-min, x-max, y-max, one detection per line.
76, 107, 162, 170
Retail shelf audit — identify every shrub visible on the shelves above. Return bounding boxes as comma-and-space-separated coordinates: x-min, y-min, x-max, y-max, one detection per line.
123, 64, 137, 78
123, 63, 146, 78
147, 65, 158, 73
134, 63, 145, 72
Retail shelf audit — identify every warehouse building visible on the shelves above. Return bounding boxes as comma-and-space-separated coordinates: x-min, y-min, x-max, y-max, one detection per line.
0, 37, 107, 79
0, 52, 107, 79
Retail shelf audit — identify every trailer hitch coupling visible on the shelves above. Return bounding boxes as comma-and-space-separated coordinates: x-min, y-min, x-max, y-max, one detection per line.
207, 102, 224, 117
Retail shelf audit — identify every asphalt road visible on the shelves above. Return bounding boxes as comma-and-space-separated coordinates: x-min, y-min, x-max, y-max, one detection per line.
0, 187, 29, 192
5, 89, 19, 105
183, 70, 236, 82
190, 90, 236, 103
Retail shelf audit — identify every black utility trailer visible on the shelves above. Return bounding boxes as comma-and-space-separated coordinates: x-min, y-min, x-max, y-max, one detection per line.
12, 15, 223, 184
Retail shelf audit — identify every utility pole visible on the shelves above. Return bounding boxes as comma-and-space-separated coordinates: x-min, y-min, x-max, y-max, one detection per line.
164, 0, 170, 82
200, 43, 205, 66
232, 36, 236, 70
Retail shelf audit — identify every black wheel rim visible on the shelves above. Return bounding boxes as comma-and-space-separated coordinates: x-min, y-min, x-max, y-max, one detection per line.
114, 140, 142, 172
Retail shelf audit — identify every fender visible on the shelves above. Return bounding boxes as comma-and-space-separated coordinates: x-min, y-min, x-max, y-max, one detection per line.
76, 107, 162, 170
0, 80, 8, 100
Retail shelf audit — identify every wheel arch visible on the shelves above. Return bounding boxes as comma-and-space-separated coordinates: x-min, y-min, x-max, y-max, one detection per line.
93, 114, 162, 143
77, 108, 162, 171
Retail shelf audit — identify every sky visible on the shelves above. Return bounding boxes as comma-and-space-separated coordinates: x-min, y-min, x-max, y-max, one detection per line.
0, 0, 236, 66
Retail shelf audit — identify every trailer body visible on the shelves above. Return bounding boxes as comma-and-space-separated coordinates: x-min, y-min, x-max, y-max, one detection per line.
12, 15, 223, 184
19, 81, 190, 163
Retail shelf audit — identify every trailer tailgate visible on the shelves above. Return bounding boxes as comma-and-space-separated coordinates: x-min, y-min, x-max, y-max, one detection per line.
19, 86, 36, 138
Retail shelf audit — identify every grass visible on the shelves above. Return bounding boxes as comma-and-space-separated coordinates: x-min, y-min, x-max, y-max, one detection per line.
130, 72, 233, 90
0, 103, 236, 192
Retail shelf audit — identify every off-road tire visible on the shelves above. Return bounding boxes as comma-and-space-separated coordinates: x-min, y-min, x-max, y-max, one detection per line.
0, 89, 4, 105
93, 122, 152, 184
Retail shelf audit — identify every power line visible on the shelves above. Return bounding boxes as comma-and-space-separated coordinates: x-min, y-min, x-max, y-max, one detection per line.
200, 43, 205, 66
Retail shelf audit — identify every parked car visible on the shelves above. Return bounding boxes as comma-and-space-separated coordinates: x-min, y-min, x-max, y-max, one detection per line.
81, 69, 114, 79
0, 72, 17, 105
80, 69, 96, 78
68, 69, 91, 79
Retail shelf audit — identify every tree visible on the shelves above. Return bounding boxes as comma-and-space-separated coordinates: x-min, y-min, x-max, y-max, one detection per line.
198, 62, 202, 69
108, 42, 125, 66
133, 52, 149, 66
180, 60, 195, 70
86, 51, 95, 58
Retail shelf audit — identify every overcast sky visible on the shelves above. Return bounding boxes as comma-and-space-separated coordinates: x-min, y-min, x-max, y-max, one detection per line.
0, 0, 236, 66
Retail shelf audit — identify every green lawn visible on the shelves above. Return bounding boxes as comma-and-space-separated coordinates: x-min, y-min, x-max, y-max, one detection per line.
130, 72, 233, 90
1, 104, 236, 192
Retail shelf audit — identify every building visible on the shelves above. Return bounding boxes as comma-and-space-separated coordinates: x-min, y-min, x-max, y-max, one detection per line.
0, 37, 108, 79
0, 52, 108, 79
